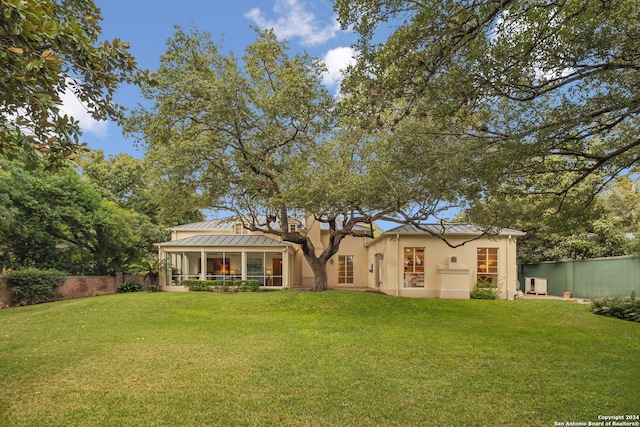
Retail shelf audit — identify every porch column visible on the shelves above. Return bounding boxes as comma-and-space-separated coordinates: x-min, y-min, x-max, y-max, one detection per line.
241, 250, 247, 281
200, 248, 206, 280
181, 252, 187, 281
282, 248, 289, 288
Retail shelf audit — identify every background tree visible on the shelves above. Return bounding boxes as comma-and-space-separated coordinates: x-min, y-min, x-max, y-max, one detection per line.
0, 0, 152, 165
334, 0, 640, 217
0, 155, 155, 274
78, 149, 203, 227
464, 173, 640, 263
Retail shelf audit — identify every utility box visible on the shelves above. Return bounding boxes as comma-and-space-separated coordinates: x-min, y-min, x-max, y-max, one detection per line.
525, 277, 547, 295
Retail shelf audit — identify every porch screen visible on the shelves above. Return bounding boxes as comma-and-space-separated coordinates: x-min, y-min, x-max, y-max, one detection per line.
207, 252, 241, 280
403, 247, 424, 287
247, 252, 283, 287
477, 248, 498, 283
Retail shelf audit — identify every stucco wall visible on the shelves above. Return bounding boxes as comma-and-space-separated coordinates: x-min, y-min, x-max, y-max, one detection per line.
367, 234, 519, 299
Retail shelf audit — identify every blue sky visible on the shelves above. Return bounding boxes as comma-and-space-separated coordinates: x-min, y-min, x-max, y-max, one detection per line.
70, 0, 357, 157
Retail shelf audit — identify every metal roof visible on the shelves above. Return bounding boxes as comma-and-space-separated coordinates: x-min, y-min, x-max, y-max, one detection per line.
168, 218, 235, 231
157, 234, 287, 247
168, 216, 302, 232
318, 220, 370, 231
384, 223, 525, 236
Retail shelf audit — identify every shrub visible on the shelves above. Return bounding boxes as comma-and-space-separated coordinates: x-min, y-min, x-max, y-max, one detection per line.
117, 281, 143, 293
5, 268, 66, 306
471, 278, 500, 300
183, 280, 214, 292
182, 279, 260, 292
235, 280, 260, 292
590, 292, 640, 323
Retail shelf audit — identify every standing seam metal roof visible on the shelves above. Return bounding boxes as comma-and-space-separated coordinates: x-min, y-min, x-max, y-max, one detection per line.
384, 224, 525, 236
156, 234, 286, 247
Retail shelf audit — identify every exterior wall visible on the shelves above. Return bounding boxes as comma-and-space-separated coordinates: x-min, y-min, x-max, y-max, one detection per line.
366, 234, 519, 299
366, 235, 398, 294
297, 218, 371, 288
519, 256, 640, 299
324, 235, 370, 287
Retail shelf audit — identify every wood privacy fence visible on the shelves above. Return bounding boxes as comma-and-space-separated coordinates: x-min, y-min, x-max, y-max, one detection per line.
0, 275, 148, 309
518, 256, 640, 299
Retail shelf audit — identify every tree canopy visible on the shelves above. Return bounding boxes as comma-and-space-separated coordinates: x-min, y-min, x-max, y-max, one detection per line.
126, 26, 496, 289
0, 155, 154, 274
334, 0, 640, 221
1, 0, 151, 165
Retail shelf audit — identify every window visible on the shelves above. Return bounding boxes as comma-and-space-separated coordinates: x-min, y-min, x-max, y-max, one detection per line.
233, 223, 243, 234
289, 224, 298, 233
477, 248, 498, 283
404, 247, 424, 287
338, 255, 354, 284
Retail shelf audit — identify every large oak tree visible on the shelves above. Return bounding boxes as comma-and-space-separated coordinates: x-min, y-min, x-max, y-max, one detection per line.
125, 27, 368, 290
334, 0, 640, 222
126, 26, 507, 290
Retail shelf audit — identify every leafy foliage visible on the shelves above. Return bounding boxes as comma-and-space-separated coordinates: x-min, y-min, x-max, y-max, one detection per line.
0, 0, 151, 165
130, 258, 169, 292
0, 156, 157, 274
5, 268, 65, 306
183, 279, 260, 292
470, 278, 500, 300
78, 150, 203, 228
464, 173, 640, 263
117, 281, 142, 293
125, 27, 377, 291
590, 292, 640, 323
335, 0, 640, 219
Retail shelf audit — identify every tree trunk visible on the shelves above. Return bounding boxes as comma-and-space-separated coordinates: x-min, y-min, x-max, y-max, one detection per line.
306, 254, 328, 291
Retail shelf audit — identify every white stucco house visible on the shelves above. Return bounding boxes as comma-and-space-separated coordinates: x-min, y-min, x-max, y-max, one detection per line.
156, 217, 525, 299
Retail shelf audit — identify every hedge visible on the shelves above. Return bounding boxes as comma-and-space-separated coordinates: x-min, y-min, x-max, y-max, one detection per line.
182, 279, 260, 292
4, 268, 66, 306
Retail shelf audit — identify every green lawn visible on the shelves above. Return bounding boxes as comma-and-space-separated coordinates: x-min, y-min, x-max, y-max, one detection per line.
0, 291, 638, 426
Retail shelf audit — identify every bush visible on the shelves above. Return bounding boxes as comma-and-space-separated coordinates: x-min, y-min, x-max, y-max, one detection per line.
590, 292, 640, 323
471, 278, 500, 300
5, 268, 66, 306
183, 280, 214, 292
117, 281, 143, 293
183, 279, 260, 292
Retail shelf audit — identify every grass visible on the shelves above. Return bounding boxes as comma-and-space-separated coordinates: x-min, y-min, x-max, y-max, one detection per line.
0, 291, 638, 427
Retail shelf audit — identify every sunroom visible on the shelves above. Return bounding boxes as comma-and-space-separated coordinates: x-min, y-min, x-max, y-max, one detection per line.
156, 235, 291, 289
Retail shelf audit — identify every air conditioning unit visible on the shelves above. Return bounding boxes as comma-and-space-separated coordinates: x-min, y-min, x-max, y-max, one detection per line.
525, 277, 547, 295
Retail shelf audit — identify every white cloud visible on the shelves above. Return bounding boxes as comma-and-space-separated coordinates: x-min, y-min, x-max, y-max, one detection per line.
322, 46, 356, 89
59, 85, 108, 138
245, 0, 340, 46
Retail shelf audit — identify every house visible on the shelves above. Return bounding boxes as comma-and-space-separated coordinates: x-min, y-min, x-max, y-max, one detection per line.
156, 217, 525, 299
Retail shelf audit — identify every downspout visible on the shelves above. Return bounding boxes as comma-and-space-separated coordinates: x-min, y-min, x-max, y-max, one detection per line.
506, 235, 512, 300
395, 234, 400, 297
